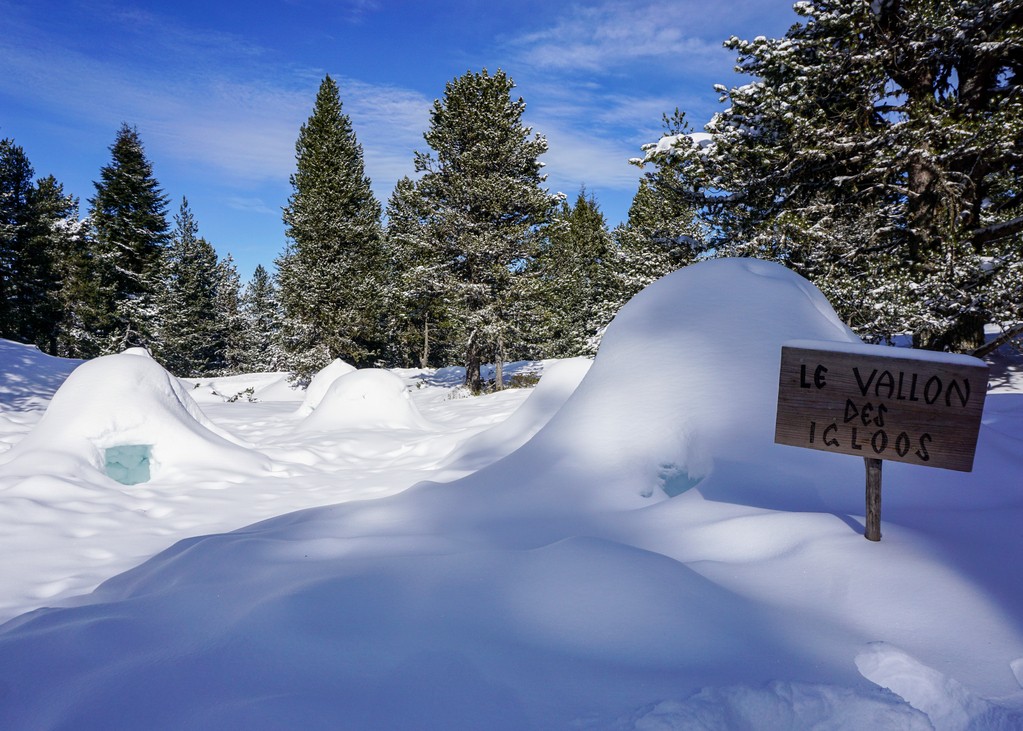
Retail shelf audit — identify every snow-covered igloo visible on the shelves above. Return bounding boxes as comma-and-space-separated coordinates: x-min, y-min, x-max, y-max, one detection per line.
294, 358, 358, 417
299, 368, 430, 431
0, 351, 269, 483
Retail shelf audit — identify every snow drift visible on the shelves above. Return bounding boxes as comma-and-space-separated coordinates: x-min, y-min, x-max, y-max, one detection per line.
444, 356, 592, 470
1, 259, 1021, 730
0, 339, 80, 412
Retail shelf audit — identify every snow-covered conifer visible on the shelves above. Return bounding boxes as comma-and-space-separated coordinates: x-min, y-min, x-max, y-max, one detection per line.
1, 140, 92, 355
240, 264, 283, 373
213, 254, 247, 375
155, 198, 224, 376
415, 68, 557, 391
276, 75, 386, 380
527, 188, 619, 357
382, 176, 455, 368
640, 1, 1023, 351
615, 165, 704, 298
88, 124, 170, 353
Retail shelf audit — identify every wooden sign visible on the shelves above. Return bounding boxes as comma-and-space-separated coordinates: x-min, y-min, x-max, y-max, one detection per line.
775, 341, 988, 472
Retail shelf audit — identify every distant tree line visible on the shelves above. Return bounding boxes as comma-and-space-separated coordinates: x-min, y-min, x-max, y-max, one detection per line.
2, 70, 696, 387
10, 0, 1011, 387
0, 126, 282, 376
276, 70, 700, 390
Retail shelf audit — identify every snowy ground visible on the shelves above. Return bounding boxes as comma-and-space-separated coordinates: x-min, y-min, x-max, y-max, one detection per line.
1, 258, 1022, 730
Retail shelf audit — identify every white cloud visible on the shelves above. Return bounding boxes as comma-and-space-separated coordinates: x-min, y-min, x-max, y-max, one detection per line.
508, 0, 737, 74
492, 0, 781, 201
530, 115, 644, 194
333, 79, 433, 194
0, 5, 430, 195
226, 196, 280, 217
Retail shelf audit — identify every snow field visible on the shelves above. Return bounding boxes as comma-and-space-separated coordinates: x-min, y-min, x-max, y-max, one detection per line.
0, 258, 1021, 729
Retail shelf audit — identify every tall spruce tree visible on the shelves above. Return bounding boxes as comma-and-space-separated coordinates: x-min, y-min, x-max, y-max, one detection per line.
0, 139, 33, 339
276, 75, 385, 380
416, 68, 557, 391
0, 140, 81, 353
51, 195, 99, 359
24, 176, 81, 354
0, 139, 39, 343
640, 0, 1023, 352
89, 124, 170, 353
213, 254, 247, 375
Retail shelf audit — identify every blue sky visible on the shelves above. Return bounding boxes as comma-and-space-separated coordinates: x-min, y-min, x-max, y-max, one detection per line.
1, 0, 797, 281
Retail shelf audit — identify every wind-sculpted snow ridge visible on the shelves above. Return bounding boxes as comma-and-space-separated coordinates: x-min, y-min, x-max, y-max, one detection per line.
1, 259, 1022, 730
182, 371, 303, 404
443, 356, 592, 470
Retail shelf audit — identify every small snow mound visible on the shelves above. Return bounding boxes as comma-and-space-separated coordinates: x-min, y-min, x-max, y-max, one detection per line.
299, 368, 430, 431
0, 352, 268, 481
120, 347, 152, 358
295, 358, 357, 416
183, 372, 303, 404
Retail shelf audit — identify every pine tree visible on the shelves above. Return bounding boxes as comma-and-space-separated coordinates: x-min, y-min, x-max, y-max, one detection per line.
52, 199, 100, 359
154, 198, 222, 376
528, 188, 619, 357
382, 176, 454, 368
24, 176, 82, 354
415, 68, 557, 391
0, 139, 38, 342
88, 124, 170, 352
276, 75, 386, 381
240, 264, 282, 372
213, 254, 247, 375
640, 1, 1023, 352
615, 171, 704, 298
0, 140, 81, 353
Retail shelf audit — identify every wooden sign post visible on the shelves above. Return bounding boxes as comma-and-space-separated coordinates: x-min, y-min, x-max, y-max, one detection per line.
775, 340, 988, 541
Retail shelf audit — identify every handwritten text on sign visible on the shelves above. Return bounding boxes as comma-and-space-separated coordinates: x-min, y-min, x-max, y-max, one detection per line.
775, 343, 988, 471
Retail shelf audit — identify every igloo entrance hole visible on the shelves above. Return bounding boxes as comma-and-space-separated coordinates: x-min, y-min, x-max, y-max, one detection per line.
104, 444, 153, 485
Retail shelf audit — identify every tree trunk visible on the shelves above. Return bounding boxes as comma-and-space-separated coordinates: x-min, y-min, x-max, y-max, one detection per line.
465, 335, 484, 394
915, 311, 987, 353
972, 322, 1023, 359
419, 317, 430, 369
494, 332, 505, 391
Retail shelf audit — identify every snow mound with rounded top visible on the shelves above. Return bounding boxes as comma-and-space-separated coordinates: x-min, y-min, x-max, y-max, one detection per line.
299, 368, 430, 431
0, 351, 269, 481
580, 256, 857, 474
294, 358, 357, 416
